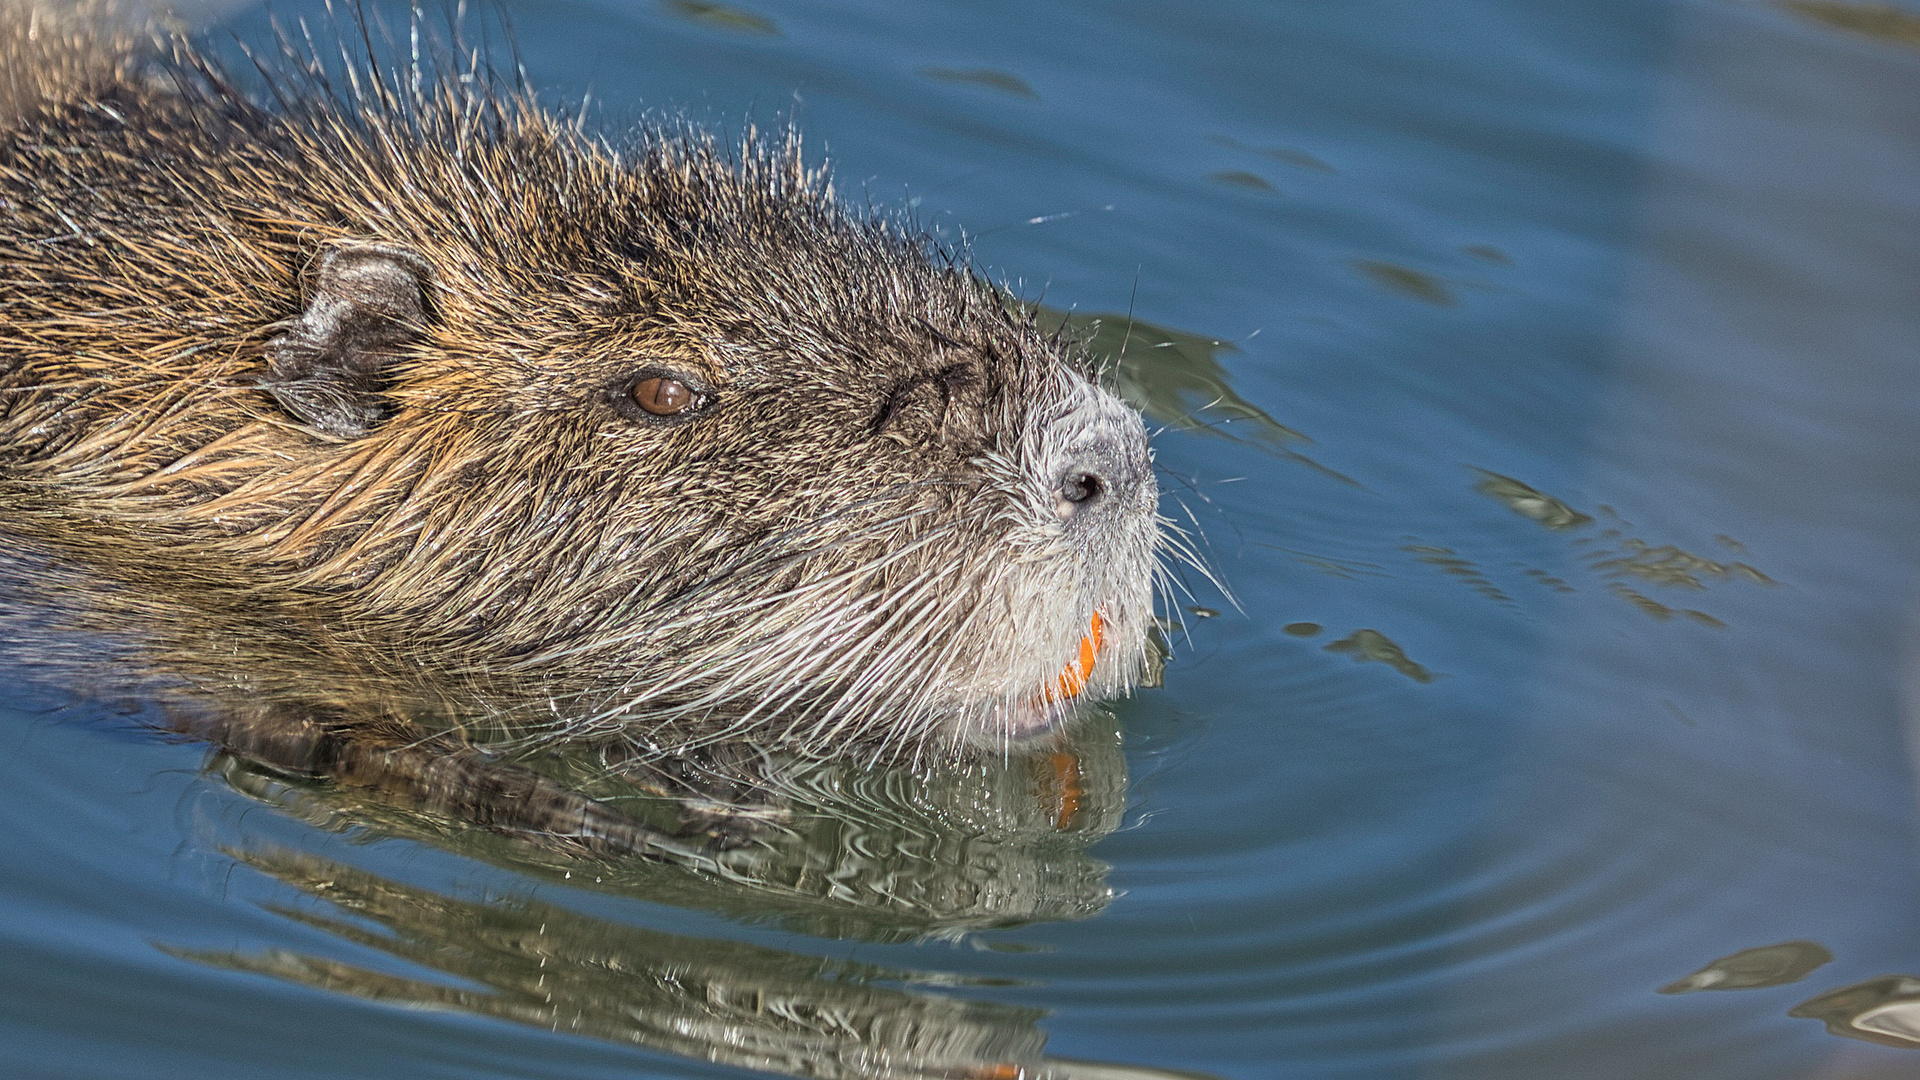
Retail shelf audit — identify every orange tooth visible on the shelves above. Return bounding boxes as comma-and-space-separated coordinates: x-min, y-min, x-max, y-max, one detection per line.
1047, 611, 1105, 702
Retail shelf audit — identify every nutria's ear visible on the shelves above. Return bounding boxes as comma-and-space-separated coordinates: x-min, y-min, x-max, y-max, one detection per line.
260, 243, 433, 438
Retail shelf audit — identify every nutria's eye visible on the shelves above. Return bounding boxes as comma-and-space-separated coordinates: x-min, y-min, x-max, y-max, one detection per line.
607, 370, 712, 423
633, 376, 696, 415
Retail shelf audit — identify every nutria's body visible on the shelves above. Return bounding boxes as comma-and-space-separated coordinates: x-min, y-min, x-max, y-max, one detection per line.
0, 6, 1162, 758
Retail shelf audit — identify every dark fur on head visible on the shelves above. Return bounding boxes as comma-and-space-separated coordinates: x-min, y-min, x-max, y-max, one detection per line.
0, 3, 1164, 758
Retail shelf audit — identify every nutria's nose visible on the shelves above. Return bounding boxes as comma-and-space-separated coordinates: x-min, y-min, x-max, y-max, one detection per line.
1054, 469, 1107, 520
1047, 384, 1154, 526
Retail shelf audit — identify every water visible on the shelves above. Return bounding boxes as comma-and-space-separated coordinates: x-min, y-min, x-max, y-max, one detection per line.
6, 0, 1920, 1077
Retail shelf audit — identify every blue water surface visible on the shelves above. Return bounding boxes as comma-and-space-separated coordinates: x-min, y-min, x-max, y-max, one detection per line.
6, 1, 1920, 1078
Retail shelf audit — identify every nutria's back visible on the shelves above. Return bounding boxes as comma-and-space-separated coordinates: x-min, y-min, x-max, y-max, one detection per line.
0, 4, 1162, 757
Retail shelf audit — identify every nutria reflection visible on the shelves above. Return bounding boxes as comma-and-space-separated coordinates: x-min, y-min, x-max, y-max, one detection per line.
159, 846, 1217, 1080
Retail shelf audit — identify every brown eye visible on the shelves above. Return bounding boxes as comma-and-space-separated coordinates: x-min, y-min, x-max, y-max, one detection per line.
604, 370, 712, 424
631, 376, 697, 416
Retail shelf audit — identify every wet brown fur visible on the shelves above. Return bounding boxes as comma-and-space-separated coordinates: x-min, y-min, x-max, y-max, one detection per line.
0, 4, 1162, 760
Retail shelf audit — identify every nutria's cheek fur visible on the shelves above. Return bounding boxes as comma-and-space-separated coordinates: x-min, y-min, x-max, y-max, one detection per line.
0, 3, 1165, 758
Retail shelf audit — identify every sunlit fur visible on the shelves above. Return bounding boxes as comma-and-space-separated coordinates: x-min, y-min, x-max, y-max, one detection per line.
0, 4, 1164, 760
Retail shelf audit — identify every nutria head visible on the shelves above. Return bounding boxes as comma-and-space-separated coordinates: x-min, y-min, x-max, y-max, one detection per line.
0, 33, 1163, 757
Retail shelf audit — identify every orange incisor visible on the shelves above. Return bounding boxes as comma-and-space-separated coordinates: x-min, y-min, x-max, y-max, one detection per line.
1046, 611, 1105, 702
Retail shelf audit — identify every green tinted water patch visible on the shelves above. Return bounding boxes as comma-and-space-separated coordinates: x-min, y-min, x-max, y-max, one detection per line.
1353, 260, 1456, 306
1035, 307, 1358, 485
1208, 135, 1336, 173
921, 67, 1036, 98
1323, 629, 1436, 684
1660, 941, 1833, 994
1792, 975, 1920, 1050
1589, 535, 1776, 591
661, 0, 779, 35
1606, 584, 1726, 627
1782, 1, 1920, 49
1470, 471, 1774, 626
1475, 471, 1594, 530
1461, 244, 1513, 265
1208, 170, 1278, 193
1402, 545, 1513, 606
1033, 307, 1300, 445
1519, 567, 1576, 594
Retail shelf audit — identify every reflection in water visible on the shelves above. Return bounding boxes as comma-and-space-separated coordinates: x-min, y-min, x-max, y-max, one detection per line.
1034, 308, 1303, 448
661, 0, 779, 36
1466, 471, 1774, 626
206, 713, 1127, 943
1207, 134, 1336, 173
1207, 170, 1277, 193
1792, 976, 1920, 1049
1032, 307, 1359, 487
1352, 260, 1455, 307
1474, 471, 1593, 530
161, 847, 1216, 1080
1593, 536, 1774, 590
1659, 941, 1835, 993
922, 67, 1036, 99
1323, 629, 1436, 684
1604, 583, 1727, 628
1403, 545, 1514, 606
1782, 1, 1920, 49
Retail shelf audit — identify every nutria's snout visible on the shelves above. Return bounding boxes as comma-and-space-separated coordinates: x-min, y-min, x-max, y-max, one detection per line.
941, 375, 1159, 751
1047, 379, 1156, 527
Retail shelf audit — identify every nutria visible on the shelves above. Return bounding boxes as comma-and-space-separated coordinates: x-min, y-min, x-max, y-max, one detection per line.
0, 4, 1163, 760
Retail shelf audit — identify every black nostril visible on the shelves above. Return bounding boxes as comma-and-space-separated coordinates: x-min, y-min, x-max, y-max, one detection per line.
1062, 472, 1104, 504
1055, 471, 1107, 520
